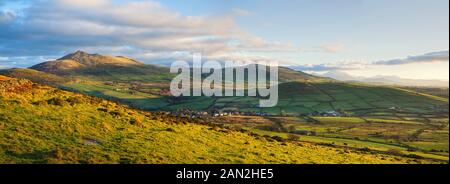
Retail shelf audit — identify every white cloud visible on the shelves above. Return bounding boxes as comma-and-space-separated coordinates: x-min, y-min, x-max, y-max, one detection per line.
0, 11, 15, 24
373, 51, 449, 65
1, 0, 304, 64
289, 51, 449, 72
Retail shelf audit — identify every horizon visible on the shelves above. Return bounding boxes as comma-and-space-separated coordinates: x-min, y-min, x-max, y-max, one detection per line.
0, 0, 449, 80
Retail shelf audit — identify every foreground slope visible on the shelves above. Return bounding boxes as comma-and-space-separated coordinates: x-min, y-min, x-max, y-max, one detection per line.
0, 76, 438, 164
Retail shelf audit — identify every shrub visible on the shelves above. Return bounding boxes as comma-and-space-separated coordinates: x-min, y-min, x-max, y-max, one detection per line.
271, 136, 285, 142
287, 134, 300, 141
47, 98, 67, 106
165, 128, 176, 132
407, 154, 424, 159
66, 97, 84, 105
287, 125, 296, 133
129, 118, 142, 127
97, 108, 108, 112
109, 110, 125, 117
386, 149, 403, 155
32, 100, 48, 106
51, 148, 64, 160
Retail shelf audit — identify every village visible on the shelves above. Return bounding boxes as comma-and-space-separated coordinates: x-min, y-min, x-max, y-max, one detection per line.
165, 108, 346, 119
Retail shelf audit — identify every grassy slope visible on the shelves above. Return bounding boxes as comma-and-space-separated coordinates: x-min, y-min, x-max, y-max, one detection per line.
0, 68, 71, 86
0, 77, 438, 164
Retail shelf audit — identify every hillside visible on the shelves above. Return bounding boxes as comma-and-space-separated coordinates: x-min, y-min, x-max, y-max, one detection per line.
1, 76, 435, 164
0, 68, 71, 86
278, 66, 328, 82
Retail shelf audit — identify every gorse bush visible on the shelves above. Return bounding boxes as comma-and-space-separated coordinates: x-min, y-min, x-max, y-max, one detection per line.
47, 97, 67, 106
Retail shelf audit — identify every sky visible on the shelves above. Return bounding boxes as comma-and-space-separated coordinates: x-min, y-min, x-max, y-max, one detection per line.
0, 0, 448, 80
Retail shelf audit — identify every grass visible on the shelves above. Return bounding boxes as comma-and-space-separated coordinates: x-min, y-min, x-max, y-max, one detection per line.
249, 129, 448, 161
2, 77, 438, 164
311, 117, 366, 124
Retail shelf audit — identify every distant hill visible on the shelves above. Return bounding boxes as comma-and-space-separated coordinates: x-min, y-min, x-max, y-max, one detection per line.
0, 68, 71, 86
278, 66, 329, 82
320, 71, 449, 87
228, 64, 329, 83
10, 51, 326, 84
1, 76, 424, 164
320, 70, 361, 81
363, 76, 449, 88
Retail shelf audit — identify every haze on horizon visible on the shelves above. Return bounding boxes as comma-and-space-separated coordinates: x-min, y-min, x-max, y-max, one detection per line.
0, 0, 448, 80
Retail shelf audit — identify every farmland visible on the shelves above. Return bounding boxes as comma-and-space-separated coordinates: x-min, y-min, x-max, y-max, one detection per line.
2, 76, 440, 164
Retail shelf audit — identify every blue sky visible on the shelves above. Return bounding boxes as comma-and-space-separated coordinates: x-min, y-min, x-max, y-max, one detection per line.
163, 0, 449, 62
0, 0, 449, 79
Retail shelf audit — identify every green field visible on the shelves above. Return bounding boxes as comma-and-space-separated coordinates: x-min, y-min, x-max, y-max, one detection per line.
219, 115, 448, 161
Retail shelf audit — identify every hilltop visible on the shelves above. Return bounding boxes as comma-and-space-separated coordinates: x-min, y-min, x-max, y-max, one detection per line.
31, 51, 143, 73
1, 76, 432, 164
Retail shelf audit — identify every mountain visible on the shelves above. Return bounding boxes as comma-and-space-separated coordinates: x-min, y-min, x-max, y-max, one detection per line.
320, 70, 361, 81
31, 50, 143, 73
1, 76, 425, 164
320, 71, 449, 87
364, 75, 449, 87
29, 51, 173, 82
26, 51, 327, 83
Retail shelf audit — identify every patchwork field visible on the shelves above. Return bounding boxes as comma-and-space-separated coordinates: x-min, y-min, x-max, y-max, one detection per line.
213, 115, 448, 161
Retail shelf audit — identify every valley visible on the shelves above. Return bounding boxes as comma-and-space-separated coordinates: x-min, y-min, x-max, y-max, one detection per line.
2, 76, 440, 163
0, 51, 448, 163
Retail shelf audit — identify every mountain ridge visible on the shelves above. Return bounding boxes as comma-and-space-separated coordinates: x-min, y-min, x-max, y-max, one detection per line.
30, 51, 144, 74
27, 51, 326, 83
318, 70, 449, 87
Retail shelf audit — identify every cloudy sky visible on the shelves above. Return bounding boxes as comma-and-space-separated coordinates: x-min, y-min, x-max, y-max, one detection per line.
0, 0, 448, 80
